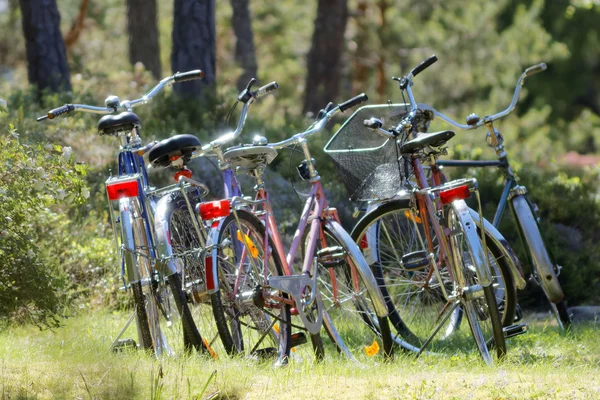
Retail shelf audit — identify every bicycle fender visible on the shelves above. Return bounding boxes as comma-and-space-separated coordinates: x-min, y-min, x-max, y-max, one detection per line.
324, 220, 389, 317
511, 195, 564, 302
452, 200, 493, 287
205, 222, 223, 294
468, 208, 527, 290
153, 196, 181, 277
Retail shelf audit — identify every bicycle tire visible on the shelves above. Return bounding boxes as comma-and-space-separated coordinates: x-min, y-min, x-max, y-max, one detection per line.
210, 210, 293, 364
351, 199, 515, 352
446, 201, 506, 362
313, 223, 394, 360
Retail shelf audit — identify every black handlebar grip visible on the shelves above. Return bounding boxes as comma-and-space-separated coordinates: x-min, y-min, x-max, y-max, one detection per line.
254, 81, 279, 99
48, 104, 75, 119
411, 55, 438, 77
338, 93, 369, 113
524, 63, 547, 77
173, 70, 204, 83
363, 117, 383, 129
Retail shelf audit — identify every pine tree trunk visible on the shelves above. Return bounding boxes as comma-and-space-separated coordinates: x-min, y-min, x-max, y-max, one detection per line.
19, 0, 71, 93
230, 0, 257, 91
171, 0, 216, 99
303, 0, 348, 114
126, 0, 161, 79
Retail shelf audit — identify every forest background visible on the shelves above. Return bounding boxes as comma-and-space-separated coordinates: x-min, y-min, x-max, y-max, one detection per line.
0, 0, 599, 328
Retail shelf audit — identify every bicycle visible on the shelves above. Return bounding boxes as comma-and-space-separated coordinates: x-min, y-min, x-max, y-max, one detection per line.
200, 92, 395, 363
326, 56, 509, 364
37, 70, 216, 356
431, 63, 572, 328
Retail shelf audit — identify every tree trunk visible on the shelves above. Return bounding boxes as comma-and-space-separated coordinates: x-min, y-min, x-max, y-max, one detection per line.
18, 0, 71, 93
126, 0, 161, 79
230, 0, 257, 91
171, 0, 216, 99
303, 0, 348, 114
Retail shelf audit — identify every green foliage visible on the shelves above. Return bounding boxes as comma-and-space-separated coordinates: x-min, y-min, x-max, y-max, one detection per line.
0, 124, 90, 327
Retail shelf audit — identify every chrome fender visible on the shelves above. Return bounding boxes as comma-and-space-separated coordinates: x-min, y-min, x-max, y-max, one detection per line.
469, 208, 527, 290
511, 195, 564, 301
325, 220, 389, 317
153, 195, 181, 277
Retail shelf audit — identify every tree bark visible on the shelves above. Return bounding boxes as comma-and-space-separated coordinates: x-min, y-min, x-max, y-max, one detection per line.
171, 0, 216, 99
230, 0, 257, 91
126, 0, 161, 79
303, 0, 348, 114
18, 0, 71, 93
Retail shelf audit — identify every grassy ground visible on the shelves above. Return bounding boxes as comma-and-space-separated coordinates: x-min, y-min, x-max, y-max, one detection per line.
0, 312, 598, 400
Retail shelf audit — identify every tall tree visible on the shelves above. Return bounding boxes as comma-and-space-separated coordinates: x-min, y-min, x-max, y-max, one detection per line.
303, 0, 348, 114
18, 0, 71, 93
127, 0, 161, 79
171, 0, 216, 98
230, 0, 257, 91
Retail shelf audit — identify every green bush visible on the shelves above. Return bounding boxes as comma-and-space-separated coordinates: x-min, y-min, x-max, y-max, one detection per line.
0, 124, 89, 327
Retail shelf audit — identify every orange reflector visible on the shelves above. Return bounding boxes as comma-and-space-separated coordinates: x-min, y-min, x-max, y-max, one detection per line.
404, 210, 422, 223
106, 180, 139, 200
203, 338, 218, 360
237, 231, 259, 258
199, 200, 231, 220
439, 185, 470, 205
364, 339, 380, 357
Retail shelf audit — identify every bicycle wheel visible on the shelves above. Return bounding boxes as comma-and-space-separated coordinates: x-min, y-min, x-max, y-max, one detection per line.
446, 201, 506, 362
161, 193, 217, 354
351, 199, 515, 353
126, 194, 208, 356
210, 210, 292, 364
313, 223, 394, 360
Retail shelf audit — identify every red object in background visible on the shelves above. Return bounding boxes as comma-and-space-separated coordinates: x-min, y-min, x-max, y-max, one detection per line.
439, 185, 470, 205
106, 179, 139, 200
199, 199, 231, 220
174, 167, 193, 182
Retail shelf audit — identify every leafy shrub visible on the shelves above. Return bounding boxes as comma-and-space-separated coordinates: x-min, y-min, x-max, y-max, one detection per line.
0, 124, 89, 327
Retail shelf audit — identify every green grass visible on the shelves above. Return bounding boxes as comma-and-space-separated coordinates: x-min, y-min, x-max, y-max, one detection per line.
0, 312, 599, 399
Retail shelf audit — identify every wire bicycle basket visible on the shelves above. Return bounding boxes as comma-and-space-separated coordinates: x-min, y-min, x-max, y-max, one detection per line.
324, 103, 431, 202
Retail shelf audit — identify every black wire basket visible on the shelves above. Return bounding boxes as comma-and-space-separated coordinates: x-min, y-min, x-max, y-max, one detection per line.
324, 104, 431, 202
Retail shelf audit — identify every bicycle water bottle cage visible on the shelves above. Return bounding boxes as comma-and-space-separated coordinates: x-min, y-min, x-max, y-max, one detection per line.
297, 158, 316, 180
97, 112, 141, 136
148, 134, 202, 168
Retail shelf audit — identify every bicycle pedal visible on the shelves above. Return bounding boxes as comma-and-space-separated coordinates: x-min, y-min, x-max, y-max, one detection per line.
251, 347, 278, 359
316, 246, 346, 268
401, 250, 430, 271
503, 323, 528, 339
290, 332, 308, 347
111, 338, 137, 352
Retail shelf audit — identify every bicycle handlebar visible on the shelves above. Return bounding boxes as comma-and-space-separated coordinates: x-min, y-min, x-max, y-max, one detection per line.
428, 63, 547, 130
37, 69, 204, 121
267, 93, 369, 149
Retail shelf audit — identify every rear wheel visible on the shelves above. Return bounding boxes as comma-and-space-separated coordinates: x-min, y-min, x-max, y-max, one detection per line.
351, 199, 514, 356
210, 210, 293, 364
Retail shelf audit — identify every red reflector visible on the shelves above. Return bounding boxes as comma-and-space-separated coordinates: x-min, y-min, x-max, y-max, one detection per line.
360, 235, 368, 249
205, 256, 215, 291
106, 180, 139, 200
199, 200, 231, 220
173, 168, 193, 182
439, 185, 470, 205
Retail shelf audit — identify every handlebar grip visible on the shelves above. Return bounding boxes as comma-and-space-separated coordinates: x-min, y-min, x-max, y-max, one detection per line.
411, 55, 438, 77
254, 81, 279, 99
173, 70, 204, 83
524, 63, 547, 77
48, 104, 75, 119
338, 93, 369, 113
363, 118, 383, 129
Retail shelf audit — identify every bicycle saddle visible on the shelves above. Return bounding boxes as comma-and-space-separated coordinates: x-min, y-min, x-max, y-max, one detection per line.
148, 134, 202, 168
97, 111, 141, 136
223, 145, 278, 169
400, 130, 455, 154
